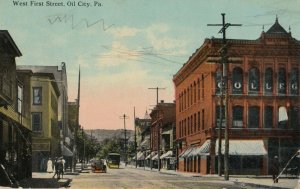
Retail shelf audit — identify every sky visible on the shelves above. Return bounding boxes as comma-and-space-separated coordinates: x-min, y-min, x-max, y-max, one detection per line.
1, 0, 300, 130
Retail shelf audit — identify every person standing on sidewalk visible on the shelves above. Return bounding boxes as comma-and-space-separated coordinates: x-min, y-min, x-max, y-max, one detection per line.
47, 158, 53, 173
272, 156, 280, 183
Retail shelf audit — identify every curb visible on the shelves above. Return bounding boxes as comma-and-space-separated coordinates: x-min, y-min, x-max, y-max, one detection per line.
233, 181, 291, 189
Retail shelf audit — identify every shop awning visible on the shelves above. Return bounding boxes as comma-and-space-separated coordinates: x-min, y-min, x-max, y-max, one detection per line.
152, 154, 158, 160
160, 150, 173, 159
189, 140, 211, 157
137, 151, 145, 160
179, 147, 194, 158
62, 145, 73, 157
215, 139, 267, 156
145, 152, 156, 160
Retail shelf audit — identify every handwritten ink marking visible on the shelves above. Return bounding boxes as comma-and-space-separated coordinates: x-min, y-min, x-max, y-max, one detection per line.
47, 14, 114, 31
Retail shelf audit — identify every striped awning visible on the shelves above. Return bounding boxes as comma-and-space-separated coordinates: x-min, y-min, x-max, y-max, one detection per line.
215, 139, 267, 156
179, 147, 194, 158
160, 150, 173, 159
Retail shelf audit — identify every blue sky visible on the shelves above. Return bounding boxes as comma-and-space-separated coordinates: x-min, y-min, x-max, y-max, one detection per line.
1, 0, 300, 130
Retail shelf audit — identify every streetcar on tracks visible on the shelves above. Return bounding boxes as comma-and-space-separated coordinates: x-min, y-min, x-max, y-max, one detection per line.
106, 153, 120, 168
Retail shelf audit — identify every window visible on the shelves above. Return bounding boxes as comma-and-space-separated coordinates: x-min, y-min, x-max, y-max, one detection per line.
232, 106, 243, 127
248, 67, 260, 94
32, 112, 42, 132
197, 79, 200, 100
202, 109, 204, 130
198, 111, 200, 131
264, 106, 273, 128
278, 68, 286, 95
264, 68, 273, 94
248, 106, 260, 128
232, 67, 243, 94
194, 113, 196, 133
278, 106, 288, 128
33, 87, 42, 105
194, 82, 196, 103
215, 70, 222, 95
216, 105, 225, 127
17, 85, 23, 114
289, 106, 298, 129
290, 68, 299, 95
201, 75, 204, 99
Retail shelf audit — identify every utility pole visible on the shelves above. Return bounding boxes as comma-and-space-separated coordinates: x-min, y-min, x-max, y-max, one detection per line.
208, 13, 241, 180
120, 114, 129, 166
134, 107, 137, 168
73, 66, 80, 172
148, 87, 165, 171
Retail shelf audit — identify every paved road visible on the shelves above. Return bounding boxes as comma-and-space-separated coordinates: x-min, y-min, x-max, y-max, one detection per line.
70, 164, 255, 189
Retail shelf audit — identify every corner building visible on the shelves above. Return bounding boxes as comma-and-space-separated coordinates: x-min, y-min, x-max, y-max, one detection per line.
173, 18, 300, 175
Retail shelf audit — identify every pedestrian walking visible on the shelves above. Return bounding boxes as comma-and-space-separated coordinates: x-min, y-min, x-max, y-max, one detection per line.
47, 158, 53, 173
272, 156, 280, 183
52, 158, 60, 179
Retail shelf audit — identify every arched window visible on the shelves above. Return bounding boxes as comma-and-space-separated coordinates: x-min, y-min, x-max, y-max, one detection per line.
215, 69, 222, 95
278, 106, 288, 128
232, 67, 243, 94
248, 106, 260, 128
248, 67, 260, 94
232, 106, 243, 127
278, 68, 286, 95
264, 68, 273, 94
264, 106, 273, 128
290, 68, 299, 95
216, 105, 225, 127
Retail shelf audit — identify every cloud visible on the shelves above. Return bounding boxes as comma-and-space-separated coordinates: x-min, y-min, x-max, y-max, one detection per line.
109, 26, 141, 38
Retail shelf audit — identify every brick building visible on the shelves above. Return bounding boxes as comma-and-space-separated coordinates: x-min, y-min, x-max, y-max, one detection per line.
149, 101, 176, 169
173, 18, 300, 175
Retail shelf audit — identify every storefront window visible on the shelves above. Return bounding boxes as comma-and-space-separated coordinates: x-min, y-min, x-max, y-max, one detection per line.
232, 67, 243, 94
248, 106, 260, 128
264, 68, 273, 94
248, 67, 260, 94
278, 68, 286, 95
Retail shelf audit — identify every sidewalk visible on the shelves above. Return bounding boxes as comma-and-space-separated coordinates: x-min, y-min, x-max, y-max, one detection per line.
127, 165, 300, 189
18, 171, 75, 188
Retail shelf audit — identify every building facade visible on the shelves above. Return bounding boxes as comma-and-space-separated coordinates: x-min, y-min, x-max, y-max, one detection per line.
173, 19, 300, 175
135, 111, 151, 167
150, 101, 176, 170
0, 30, 32, 184
29, 72, 61, 171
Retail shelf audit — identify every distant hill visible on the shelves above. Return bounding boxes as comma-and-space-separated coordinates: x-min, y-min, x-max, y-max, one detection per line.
84, 129, 134, 143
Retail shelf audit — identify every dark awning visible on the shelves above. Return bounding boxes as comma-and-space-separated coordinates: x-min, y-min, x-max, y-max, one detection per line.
62, 145, 73, 157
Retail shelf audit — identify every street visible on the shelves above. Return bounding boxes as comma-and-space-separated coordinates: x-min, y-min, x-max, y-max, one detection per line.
69, 163, 254, 189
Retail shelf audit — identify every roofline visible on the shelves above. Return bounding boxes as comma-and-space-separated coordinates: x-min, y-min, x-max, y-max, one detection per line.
0, 30, 22, 56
